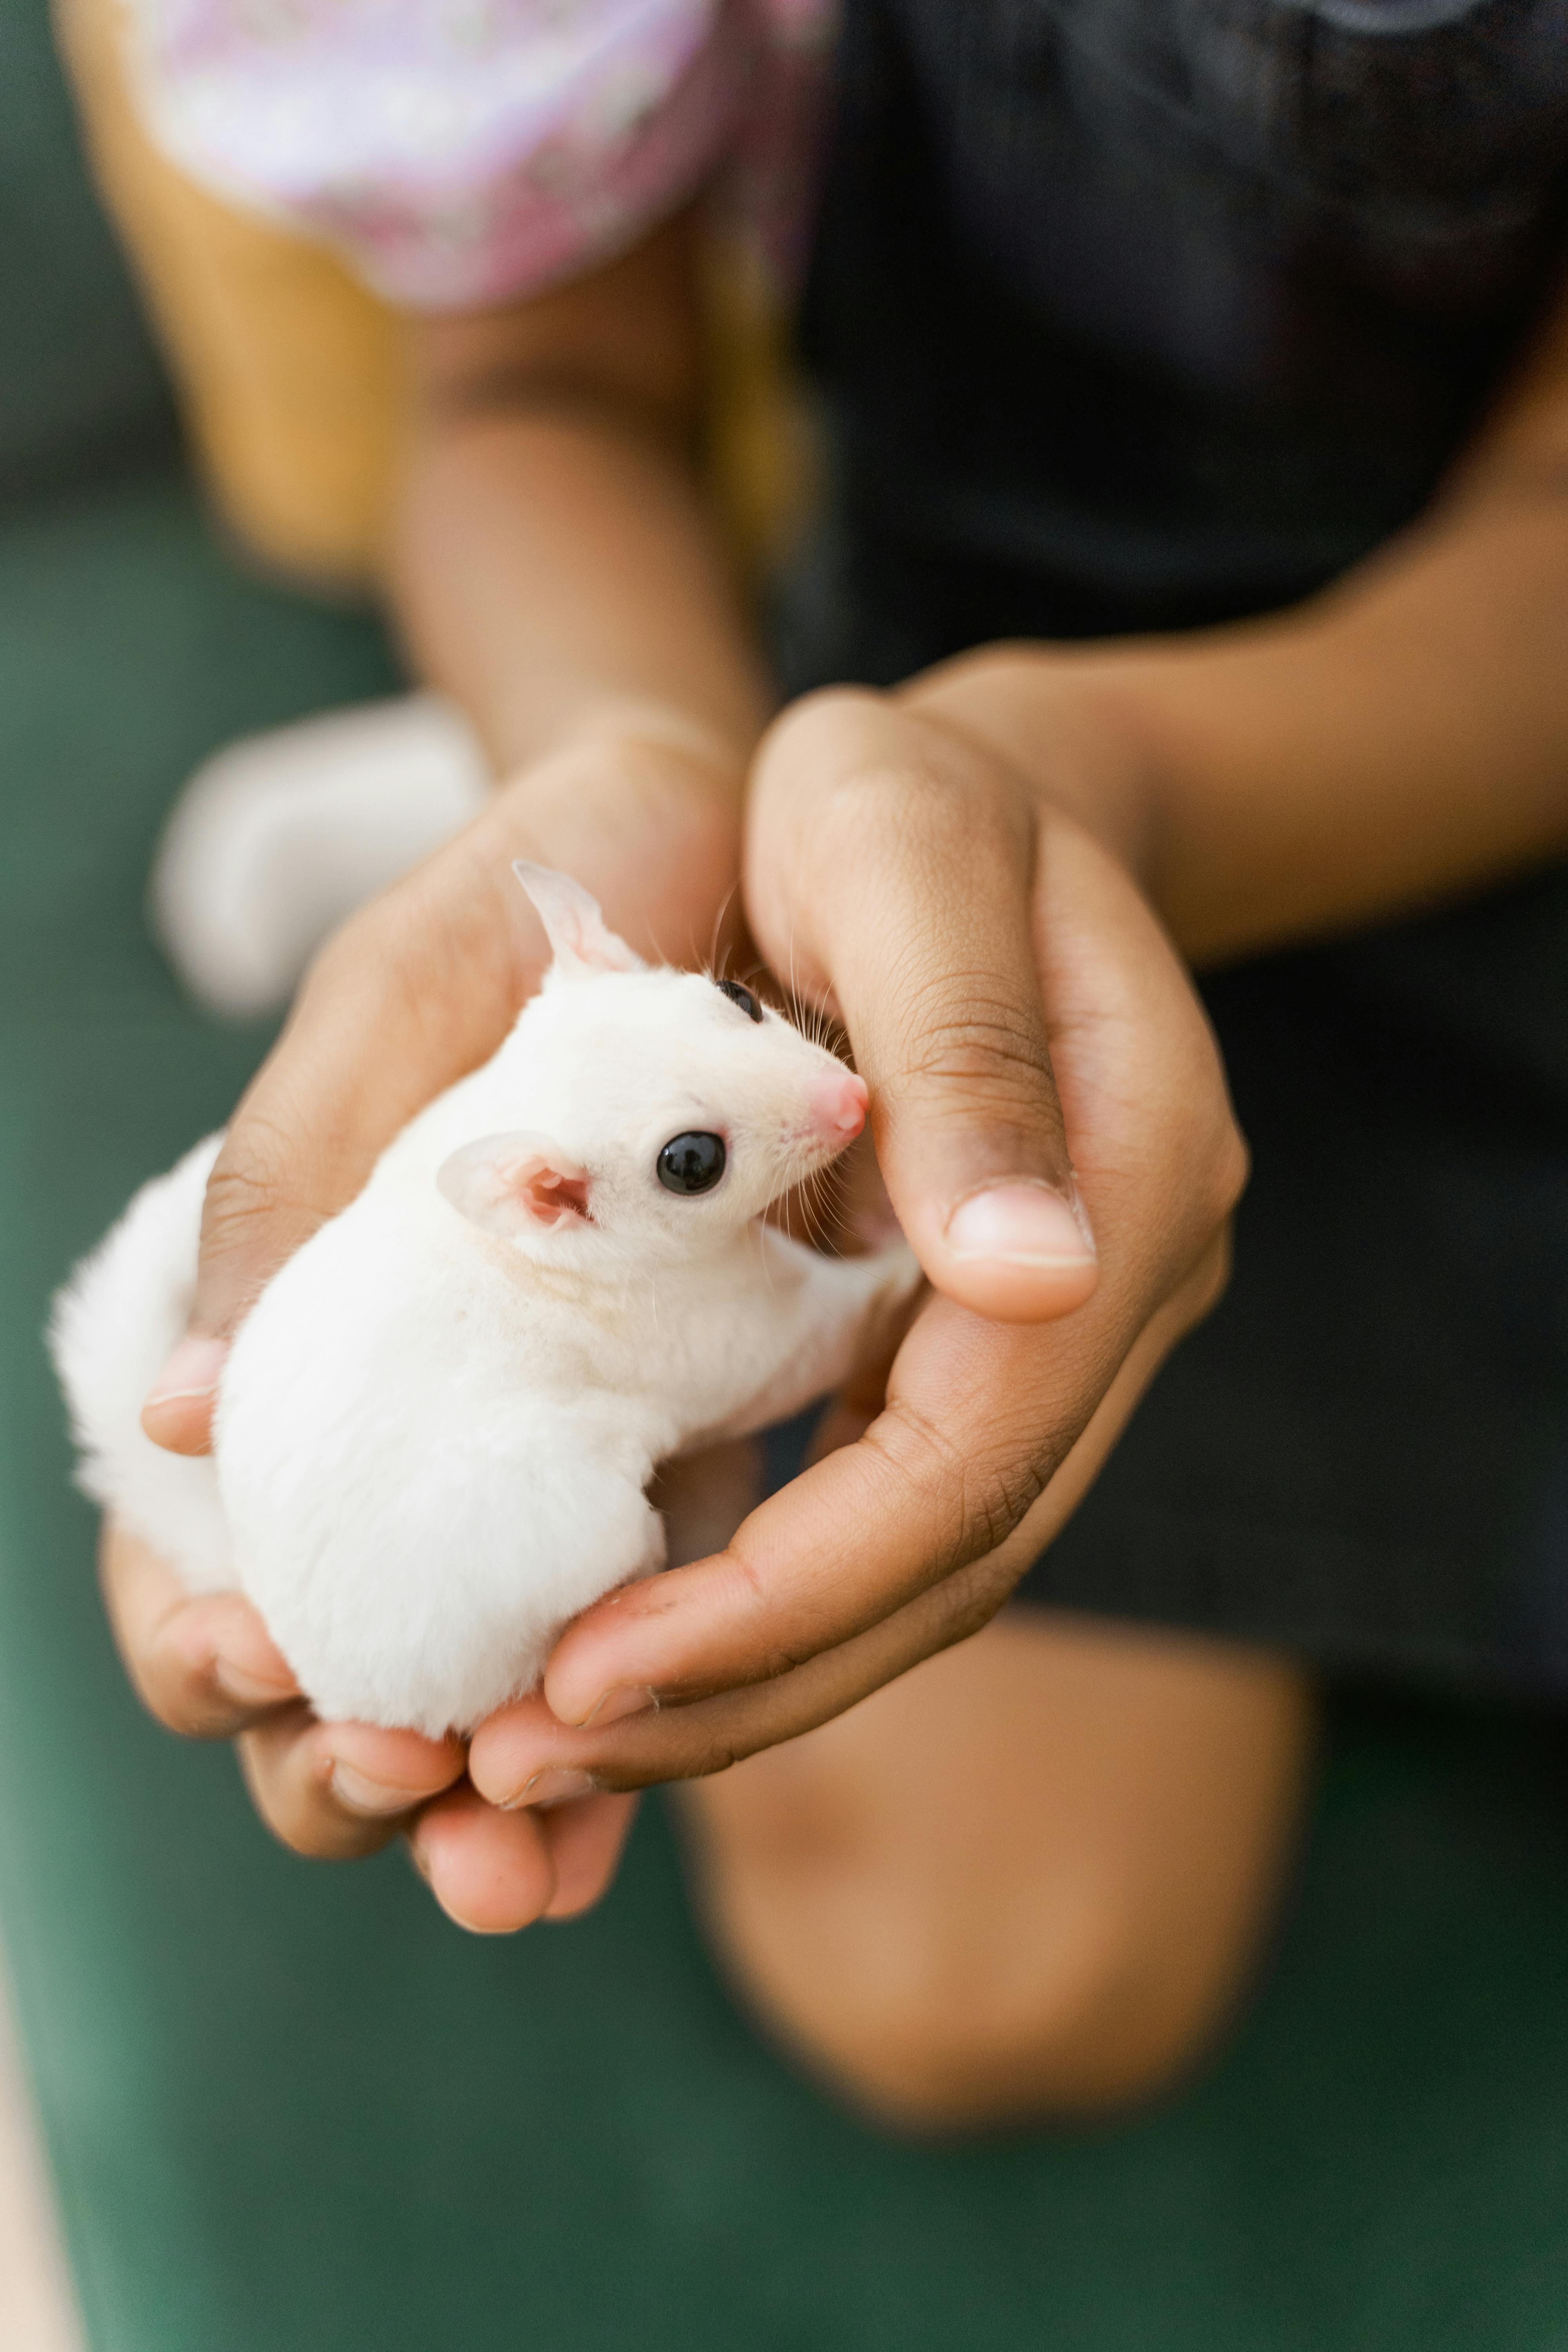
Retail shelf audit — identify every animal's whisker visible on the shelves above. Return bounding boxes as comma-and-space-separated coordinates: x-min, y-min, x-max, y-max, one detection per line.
709, 882, 738, 978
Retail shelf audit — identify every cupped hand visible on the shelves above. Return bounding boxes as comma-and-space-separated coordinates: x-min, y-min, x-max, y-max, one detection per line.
466, 687, 1247, 1812
115, 720, 744, 1928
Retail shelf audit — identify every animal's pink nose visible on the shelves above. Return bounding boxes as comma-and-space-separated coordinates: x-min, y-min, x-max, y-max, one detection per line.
809, 1070, 868, 1143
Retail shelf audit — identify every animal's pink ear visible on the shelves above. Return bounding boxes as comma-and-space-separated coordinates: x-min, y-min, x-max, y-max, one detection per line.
437, 1132, 591, 1239
513, 861, 646, 979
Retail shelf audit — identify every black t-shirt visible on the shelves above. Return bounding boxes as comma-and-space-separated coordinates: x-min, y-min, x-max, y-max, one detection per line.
804, 0, 1568, 634
777, 0, 1568, 1690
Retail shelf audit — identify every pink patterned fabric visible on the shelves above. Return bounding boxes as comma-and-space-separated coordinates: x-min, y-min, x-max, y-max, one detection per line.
125, 0, 835, 310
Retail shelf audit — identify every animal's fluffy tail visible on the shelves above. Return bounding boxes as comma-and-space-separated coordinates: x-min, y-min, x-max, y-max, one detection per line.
48, 1135, 233, 1592
150, 693, 488, 1017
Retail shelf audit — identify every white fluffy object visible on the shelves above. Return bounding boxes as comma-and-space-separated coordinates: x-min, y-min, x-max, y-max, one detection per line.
149, 692, 490, 1017
52, 865, 918, 1736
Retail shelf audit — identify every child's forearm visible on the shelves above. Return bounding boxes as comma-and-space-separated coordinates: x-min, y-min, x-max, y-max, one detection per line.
1097, 477, 1568, 962
393, 406, 770, 778
911, 274, 1568, 966
387, 212, 771, 791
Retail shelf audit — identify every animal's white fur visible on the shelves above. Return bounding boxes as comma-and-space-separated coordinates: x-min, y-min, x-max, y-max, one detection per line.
51, 867, 918, 1736
51, 1134, 231, 1592
150, 692, 489, 1017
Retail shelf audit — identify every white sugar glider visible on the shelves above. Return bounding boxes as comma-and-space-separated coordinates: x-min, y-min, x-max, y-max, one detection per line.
51, 864, 921, 1737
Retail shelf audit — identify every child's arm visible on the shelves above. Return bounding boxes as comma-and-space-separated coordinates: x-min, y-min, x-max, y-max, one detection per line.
900, 269, 1568, 966
392, 210, 768, 779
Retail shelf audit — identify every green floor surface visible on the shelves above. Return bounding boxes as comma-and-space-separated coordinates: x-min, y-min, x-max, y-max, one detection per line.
2, 467, 1567, 2351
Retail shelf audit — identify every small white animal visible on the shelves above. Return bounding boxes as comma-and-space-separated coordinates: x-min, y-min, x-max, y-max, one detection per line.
51, 864, 920, 1737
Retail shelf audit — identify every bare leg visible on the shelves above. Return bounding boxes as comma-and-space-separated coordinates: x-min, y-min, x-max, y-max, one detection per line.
678, 1607, 1314, 2132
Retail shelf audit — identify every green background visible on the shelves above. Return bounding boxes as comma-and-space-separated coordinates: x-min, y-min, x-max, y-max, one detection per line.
2, 8, 1567, 2346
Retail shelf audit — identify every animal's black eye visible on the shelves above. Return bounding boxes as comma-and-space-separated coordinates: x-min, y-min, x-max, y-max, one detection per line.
717, 979, 763, 1024
657, 1131, 728, 1195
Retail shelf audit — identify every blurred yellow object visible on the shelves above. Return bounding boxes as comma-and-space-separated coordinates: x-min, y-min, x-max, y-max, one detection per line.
53, 0, 812, 593
54, 0, 404, 589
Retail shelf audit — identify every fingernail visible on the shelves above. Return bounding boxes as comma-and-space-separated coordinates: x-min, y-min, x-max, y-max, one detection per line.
583, 1684, 658, 1728
945, 1181, 1095, 1267
512, 1767, 597, 1811
213, 1656, 297, 1709
406, 1833, 432, 1884
331, 1763, 419, 1818
144, 1334, 228, 1408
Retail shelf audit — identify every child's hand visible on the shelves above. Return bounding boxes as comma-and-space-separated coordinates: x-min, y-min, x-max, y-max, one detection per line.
108, 721, 742, 1927
466, 689, 1248, 1836
141, 718, 743, 1457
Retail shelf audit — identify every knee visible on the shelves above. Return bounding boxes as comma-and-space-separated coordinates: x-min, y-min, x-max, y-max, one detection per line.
770, 1886, 1233, 2134
686, 1784, 1249, 2136
681, 1621, 1310, 2136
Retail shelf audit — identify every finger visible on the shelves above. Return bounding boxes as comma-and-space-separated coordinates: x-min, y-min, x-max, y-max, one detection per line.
139, 1335, 229, 1455
747, 689, 1096, 1322
100, 1520, 299, 1737
539, 1291, 1125, 1729
539, 1792, 641, 1920
470, 1240, 1229, 1802
477, 1576, 1009, 1805
238, 1708, 466, 1861
466, 1689, 604, 1807
408, 1782, 559, 1933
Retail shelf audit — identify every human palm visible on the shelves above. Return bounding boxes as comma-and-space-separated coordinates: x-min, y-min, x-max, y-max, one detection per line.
109, 688, 1244, 1935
